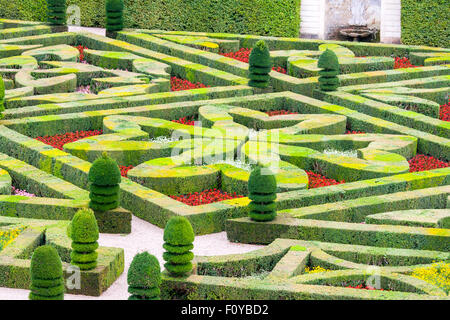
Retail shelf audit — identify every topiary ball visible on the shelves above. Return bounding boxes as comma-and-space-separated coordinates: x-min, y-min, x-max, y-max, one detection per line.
318, 49, 339, 71
248, 166, 277, 194
106, 0, 124, 12
30, 246, 63, 280
88, 153, 121, 186
163, 216, 195, 246
69, 208, 99, 243
128, 252, 161, 289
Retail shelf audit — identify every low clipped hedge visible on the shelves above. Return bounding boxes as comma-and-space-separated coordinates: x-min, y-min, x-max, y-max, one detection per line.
0, 0, 301, 37
401, 0, 450, 48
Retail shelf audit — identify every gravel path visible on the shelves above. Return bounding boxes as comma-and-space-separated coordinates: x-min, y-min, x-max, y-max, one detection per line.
0, 216, 262, 300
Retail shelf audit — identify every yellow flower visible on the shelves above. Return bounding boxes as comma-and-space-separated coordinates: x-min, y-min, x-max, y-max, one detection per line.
411, 261, 450, 295
304, 265, 332, 274
0, 225, 27, 252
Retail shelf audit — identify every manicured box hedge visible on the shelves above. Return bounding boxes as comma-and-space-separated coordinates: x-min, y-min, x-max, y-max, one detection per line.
401, 0, 450, 48
0, 0, 302, 37
161, 239, 450, 300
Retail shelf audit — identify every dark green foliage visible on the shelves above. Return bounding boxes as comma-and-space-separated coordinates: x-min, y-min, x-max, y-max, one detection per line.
47, 0, 66, 26
88, 152, 121, 186
29, 245, 64, 300
0, 76, 4, 119
69, 208, 99, 271
248, 40, 272, 88
0, 1, 301, 37
88, 153, 121, 212
318, 49, 340, 92
248, 167, 277, 222
106, 0, 124, 32
128, 252, 161, 300
163, 216, 194, 276
402, 0, 449, 48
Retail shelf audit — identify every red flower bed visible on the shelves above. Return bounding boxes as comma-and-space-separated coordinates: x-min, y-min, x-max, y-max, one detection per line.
170, 188, 244, 206
346, 284, 385, 291
171, 76, 210, 91
409, 154, 449, 173
440, 98, 450, 122
120, 165, 134, 178
306, 171, 345, 189
346, 130, 366, 134
74, 45, 88, 63
171, 116, 197, 126
394, 57, 420, 69
220, 48, 287, 74
36, 130, 103, 150
266, 110, 299, 117
221, 48, 251, 63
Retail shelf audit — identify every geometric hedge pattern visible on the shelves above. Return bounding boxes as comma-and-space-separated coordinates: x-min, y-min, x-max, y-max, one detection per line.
0, 19, 448, 299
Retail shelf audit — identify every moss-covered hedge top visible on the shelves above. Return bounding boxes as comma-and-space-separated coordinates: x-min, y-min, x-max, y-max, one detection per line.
248, 166, 277, 195
30, 245, 63, 280
163, 216, 195, 246
88, 153, 121, 186
128, 252, 161, 288
69, 208, 99, 243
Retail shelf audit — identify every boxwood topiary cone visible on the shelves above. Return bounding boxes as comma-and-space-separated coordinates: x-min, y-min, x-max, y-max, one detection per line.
318, 49, 340, 91
69, 208, 99, 271
248, 166, 277, 222
106, 0, 124, 32
29, 245, 64, 300
163, 216, 195, 277
88, 152, 121, 212
0, 76, 4, 119
248, 40, 272, 89
128, 252, 161, 300
47, 0, 67, 26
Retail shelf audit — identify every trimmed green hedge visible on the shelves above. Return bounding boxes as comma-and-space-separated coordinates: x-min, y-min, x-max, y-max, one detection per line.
0, 0, 302, 37
401, 0, 450, 48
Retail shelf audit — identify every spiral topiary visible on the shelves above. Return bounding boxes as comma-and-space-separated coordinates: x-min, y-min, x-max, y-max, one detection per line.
29, 245, 64, 300
248, 166, 277, 222
163, 216, 195, 277
106, 0, 124, 32
88, 152, 121, 212
318, 49, 340, 91
128, 252, 161, 300
47, 0, 67, 26
0, 76, 4, 119
68, 208, 99, 271
248, 40, 272, 89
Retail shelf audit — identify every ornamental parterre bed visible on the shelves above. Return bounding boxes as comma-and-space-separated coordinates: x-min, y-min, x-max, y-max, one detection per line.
0, 18, 449, 301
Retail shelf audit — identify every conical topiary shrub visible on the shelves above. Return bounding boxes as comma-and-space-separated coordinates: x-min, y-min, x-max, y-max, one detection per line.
68, 208, 99, 271
128, 252, 161, 300
163, 216, 195, 277
29, 245, 64, 300
318, 49, 340, 91
248, 40, 272, 89
88, 152, 121, 212
106, 0, 124, 32
0, 76, 4, 119
248, 166, 277, 222
47, 0, 67, 26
